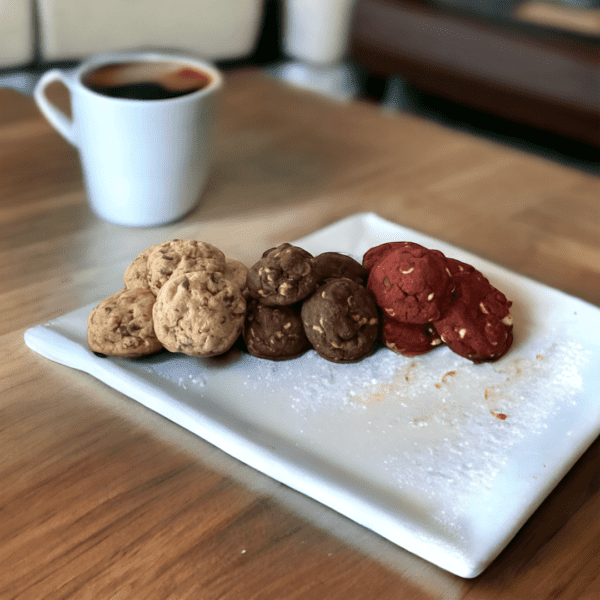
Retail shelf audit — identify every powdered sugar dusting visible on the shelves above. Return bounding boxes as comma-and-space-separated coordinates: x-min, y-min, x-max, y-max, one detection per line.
138, 354, 208, 389
239, 336, 590, 536
376, 340, 589, 533
129, 310, 591, 545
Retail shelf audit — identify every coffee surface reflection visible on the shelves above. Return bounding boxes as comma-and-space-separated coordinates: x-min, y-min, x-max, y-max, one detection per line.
83, 60, 212, 100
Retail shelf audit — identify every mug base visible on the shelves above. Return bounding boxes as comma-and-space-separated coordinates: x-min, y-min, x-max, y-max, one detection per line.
89, 202, 200, 227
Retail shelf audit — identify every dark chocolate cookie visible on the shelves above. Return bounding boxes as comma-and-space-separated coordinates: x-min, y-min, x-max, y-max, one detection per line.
313, 252, 368, 286
433, 268, 513, 363
243, 300, 310, 360
247, 243, 317, 306
301, 278, 379, 363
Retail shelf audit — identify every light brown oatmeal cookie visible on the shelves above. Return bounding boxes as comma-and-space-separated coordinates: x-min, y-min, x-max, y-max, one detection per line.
147, 239, 227, 295
123, 245, 158, 291
87, 288, 163, 357
153, 270, 246, 357
224, 258, 249, 298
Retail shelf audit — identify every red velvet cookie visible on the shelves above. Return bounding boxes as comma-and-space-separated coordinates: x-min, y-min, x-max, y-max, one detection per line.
445, 257, 476, 278
362, 241, 427, 271
433, 269, 513, 363
381, 317, 442, 357
367, 245, 453, 324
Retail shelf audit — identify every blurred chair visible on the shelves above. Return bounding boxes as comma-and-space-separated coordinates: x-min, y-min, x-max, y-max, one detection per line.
0, 0, 265, 71
35, 0, 264, 62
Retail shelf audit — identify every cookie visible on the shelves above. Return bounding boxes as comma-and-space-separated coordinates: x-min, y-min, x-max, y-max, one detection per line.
87, 288, 163, 357
123, 245, 158, 291
243, 300, 310, 360
247, 243, 317, 306
445, 257, 476, 278
301, 278, 379, 363
147, 239, 227, 295
381, 317, 442, 357
153, 270, 246, 357
363, 241, 427, 271
367, 245, 453, 324
313, 252, 368, 286
224, 258, 249, 298
433, 268, 513, 363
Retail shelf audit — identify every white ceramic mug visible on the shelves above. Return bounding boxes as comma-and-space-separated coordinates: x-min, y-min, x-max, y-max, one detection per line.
34, 50, 223, 227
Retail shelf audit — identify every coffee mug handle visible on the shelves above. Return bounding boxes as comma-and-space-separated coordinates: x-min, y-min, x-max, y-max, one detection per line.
34, 69, 77, 146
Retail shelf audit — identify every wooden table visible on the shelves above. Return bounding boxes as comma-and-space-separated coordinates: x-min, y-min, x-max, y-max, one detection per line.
1, 68, 599, 599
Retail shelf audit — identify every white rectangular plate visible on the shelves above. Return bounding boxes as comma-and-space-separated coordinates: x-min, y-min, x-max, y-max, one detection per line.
24, 213, 600, 577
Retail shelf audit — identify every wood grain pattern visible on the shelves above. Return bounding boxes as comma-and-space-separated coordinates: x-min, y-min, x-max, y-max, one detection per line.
1, 69, 599, 599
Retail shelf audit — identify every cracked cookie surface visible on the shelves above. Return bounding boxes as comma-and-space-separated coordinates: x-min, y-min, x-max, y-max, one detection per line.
301, 278, 379, 363
147, 239, 227, 295
247, 243, 317, 306
87, 288, 162, 357
367, 245, 453, 324
152, 270, 246, 357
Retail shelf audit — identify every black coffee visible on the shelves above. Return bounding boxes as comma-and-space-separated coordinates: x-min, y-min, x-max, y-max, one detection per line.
83, 60, 212, 100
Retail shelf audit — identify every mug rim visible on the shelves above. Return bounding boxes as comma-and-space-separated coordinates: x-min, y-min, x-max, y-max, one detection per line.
74, 48, 223, 104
